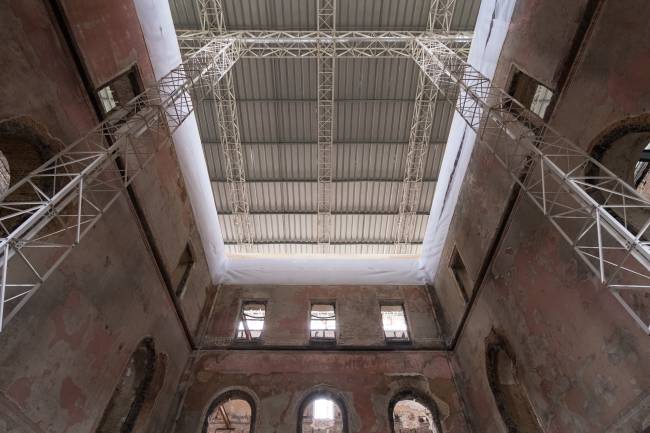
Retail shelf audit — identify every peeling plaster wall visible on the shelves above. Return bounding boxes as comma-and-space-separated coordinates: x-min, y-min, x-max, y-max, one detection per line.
0, 1, 213, 432
431, 0, 650, 432
204, 285, 442, 348
173, 351, 470, 433
59, 0, 213, 333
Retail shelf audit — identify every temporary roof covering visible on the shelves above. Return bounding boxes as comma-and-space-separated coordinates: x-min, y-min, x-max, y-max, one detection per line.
168, 0, 481, 256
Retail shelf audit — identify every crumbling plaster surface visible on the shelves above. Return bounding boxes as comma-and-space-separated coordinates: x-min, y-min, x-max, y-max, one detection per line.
0, 0, 213, 431
432, 0, 650, 432
173, 351, 470, 433
60, 0, 213, 333
204, 285, 441, 348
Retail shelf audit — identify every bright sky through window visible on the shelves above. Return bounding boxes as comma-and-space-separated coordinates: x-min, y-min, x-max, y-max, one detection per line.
310, 304, 336, 339
381, 305, 409, 340
314, 399, 334, 420
237, 303, 266, 339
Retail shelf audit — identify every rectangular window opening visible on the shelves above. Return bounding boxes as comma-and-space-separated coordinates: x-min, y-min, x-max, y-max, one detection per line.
380, 304, 410, 342
96, 66, 142, 117
173, 243, 194, 298
509, 68, 554, 119
450, 247, 471, 302
310, 303, 336, 341
236, 302, 266, 340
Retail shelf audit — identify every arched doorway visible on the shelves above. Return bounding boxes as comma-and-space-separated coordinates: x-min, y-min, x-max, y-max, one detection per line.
203, 390, 255, 433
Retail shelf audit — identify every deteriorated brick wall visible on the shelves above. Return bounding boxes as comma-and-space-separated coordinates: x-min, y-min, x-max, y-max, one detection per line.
0, 1, 214, 432
173, 351, 471, 433
432, 0, 650, 432
204, 285, 442, 348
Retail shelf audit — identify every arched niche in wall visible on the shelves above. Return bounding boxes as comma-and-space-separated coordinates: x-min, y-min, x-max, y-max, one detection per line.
485, 332, 542, 433
0, 116, 61, 229
96, 338, 159, 433
298, 389, 348, 433
388, 390, 442, 433
202, 389, 256, 433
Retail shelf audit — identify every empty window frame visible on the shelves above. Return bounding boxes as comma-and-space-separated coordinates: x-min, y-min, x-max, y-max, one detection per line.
508, 68, 554, 119
96, 66, 143, 116
236, 302, 266, 340
450, 247, 471, 302
634, 142, 650, 188
380, 304, 410, 342
310, 303, 336, 341
173, 243, 194, 298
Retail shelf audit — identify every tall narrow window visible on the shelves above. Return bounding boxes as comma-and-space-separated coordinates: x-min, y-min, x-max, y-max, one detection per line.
96, 67, 142, 117
508, 68, 554, 119
380, 304, 410, 342
310, 303, 336, 341
172, 243, 194, 297
450, 247, 471, 302
236, 302, 266, 340
299, 393, 346, 433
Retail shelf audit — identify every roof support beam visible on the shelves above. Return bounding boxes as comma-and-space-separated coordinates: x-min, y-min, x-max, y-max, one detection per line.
317, 0, 336, 249
395, 0, 456, 252
197, 0, 225, 33
176, 30, 472, 58
196, 0, 253, 249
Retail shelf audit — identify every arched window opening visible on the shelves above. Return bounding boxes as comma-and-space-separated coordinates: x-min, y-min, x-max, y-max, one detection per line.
299, 393, 346, 433
203, 391, 255, 433
96, 338, 156, 433
393, 400, 437, 433
0, 117, 60, 231
389, 391, 441, 433
486, 333, 542, 433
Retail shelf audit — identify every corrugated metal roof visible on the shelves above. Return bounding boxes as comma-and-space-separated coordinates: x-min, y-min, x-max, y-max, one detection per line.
169, 0, 478, 255
169, 0, 481, 31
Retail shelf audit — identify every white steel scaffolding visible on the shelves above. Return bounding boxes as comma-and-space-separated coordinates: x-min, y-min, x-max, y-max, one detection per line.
0, 40, 239, 332
413, 38, 650, 334
197, 0, 253, 249
395, 0, 457, 252
317, 0, 335, 249
1, 18, 648, 335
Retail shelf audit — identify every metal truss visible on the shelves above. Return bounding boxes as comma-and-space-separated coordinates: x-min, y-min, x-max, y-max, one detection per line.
395, 0, 457, 251
0, 40, 239, 332
394, 72, 438, 252
427, 0, 458, 32
176, 30, 472, 58
413, 38, 650, 334
316, 0, 335, 248
196, 0, 253, 249
197, 0, 225, 33
210, 72, 253, 248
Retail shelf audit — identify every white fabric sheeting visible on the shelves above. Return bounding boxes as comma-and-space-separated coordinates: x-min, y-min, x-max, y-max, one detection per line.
418, 0, 517, 283
133, 0, 228, 283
